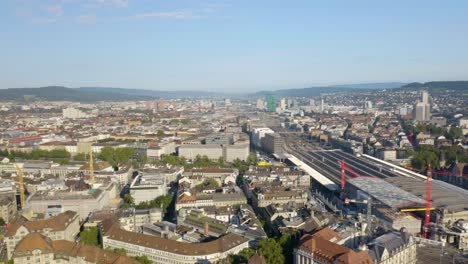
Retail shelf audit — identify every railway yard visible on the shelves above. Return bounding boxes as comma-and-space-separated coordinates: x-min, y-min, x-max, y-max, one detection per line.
282, 134, 468, 226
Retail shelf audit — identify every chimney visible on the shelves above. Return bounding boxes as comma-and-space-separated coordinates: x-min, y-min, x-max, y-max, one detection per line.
204, 222, 209, 236
310, 238, 316, 250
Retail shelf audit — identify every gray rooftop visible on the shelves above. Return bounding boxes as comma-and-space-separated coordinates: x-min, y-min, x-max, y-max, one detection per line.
347, 177, 426, 208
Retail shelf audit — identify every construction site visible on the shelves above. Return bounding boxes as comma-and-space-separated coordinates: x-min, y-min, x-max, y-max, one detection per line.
285, 149, 468, 244
8, 149, 123, 221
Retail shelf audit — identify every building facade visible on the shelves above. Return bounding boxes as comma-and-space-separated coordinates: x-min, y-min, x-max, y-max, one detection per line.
5, 211, 80, 259
12, 233, 136, 264
101, 220, 250, 264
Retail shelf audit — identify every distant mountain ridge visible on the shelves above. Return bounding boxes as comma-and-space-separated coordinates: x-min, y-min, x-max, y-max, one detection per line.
400, 81, 468, 91
78, 87, 223, 99
331, 82, 406, 89
1, 81, 465, 102
0, 86, 152, 102
251, 82, 406, 97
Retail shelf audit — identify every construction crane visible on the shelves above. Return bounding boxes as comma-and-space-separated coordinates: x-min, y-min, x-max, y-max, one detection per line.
89, 148, 94, 188
338, 159, 373, 237
400, 207, 435, 212
423, 164, 432, 239
14, 163, 26, 209
339, 159, 373, 193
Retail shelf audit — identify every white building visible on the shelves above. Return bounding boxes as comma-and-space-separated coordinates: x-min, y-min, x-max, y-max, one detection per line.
62, 107, 88, 119
102, 221, 249, 264
251, 127, 274, 148
27, 181, 119, 219
119, 208, 163, 232
414, 91, 431, 122
129, 173, 167, 204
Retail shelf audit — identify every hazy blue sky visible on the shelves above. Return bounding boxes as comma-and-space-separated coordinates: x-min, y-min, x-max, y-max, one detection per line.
1, 0, 467, 91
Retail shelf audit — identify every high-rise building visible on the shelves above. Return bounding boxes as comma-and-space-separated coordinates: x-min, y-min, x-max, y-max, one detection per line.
422, 90, 429, 104
414, 90, 431, 122
280, 98, 287, 110
266, 94, 277, 112
256, 99, 265, 110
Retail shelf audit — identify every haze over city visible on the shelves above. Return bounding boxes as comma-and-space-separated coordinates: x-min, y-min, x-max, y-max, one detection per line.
1, 0, 468, 91
1, 1, 468, 264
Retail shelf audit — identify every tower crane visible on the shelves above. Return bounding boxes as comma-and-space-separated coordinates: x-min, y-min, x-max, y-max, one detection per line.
339, 159, 434, 238
423, 164, 432, 239
14, 163, 26, 209
89, 148, 94, 188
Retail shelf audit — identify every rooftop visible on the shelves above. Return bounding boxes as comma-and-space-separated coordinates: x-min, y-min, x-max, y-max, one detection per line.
102, 219, 248, 256
347, 177, 426, 208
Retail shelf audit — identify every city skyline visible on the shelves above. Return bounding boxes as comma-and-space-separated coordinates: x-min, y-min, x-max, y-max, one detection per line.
1, 0, 468, 91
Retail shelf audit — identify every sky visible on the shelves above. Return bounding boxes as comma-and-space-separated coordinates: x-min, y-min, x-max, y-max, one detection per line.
1, 0, 468, 92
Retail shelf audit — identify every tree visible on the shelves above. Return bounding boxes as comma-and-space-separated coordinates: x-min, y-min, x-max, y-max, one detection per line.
98, 146, 116, 166
114, 147, 135, 165
113, 248, 127, 256
98, 147, 135, 169
157, 130, 165, 137
80, 227, 99, 246
258, 238, 284, 264
229, 248, 255, 264
122, 194, 135, 209
74, 152, 87, 161
0, 217, 5, 226
135, 194, 173, 213
134, 256, 153, 264
246, 152, 258, 165
278, 233, 300, 264
411, 150, 439, 170
195, 178, 220, 191
446, 127, 463, 140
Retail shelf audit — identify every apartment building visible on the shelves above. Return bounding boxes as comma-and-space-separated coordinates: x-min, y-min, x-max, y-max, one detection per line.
251, 186, 308, 208
101, 220, 249, 264
368, 231, 417, 264
294, 228, 374, 264
5, 210, 80, 259
12, 233, 137, 264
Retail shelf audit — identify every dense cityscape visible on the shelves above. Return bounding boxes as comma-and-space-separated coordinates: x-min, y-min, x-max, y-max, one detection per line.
0, 83, 467, 264
2, 1, 468, 264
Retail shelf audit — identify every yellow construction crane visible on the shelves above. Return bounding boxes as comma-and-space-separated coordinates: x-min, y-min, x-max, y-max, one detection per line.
14, 163, 26, 209
89, 148, 94, 188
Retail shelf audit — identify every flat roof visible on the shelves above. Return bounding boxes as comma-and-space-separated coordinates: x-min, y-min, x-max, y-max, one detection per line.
347, 177, 426, 208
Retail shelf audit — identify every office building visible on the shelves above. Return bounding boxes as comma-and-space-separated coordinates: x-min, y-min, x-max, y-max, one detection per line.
414, 90, 431, 122
129, 173, 167, 204
62, 107, 88, 119
266, 94, 277, 112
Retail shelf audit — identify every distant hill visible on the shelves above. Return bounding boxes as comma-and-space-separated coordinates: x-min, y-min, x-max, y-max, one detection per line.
251, 82, 406, 97
253, 86, 351, 97
401, 81, 468, 91
0, 86, 153, 102
78, 87, 223, 99
331, 82, 406, 89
